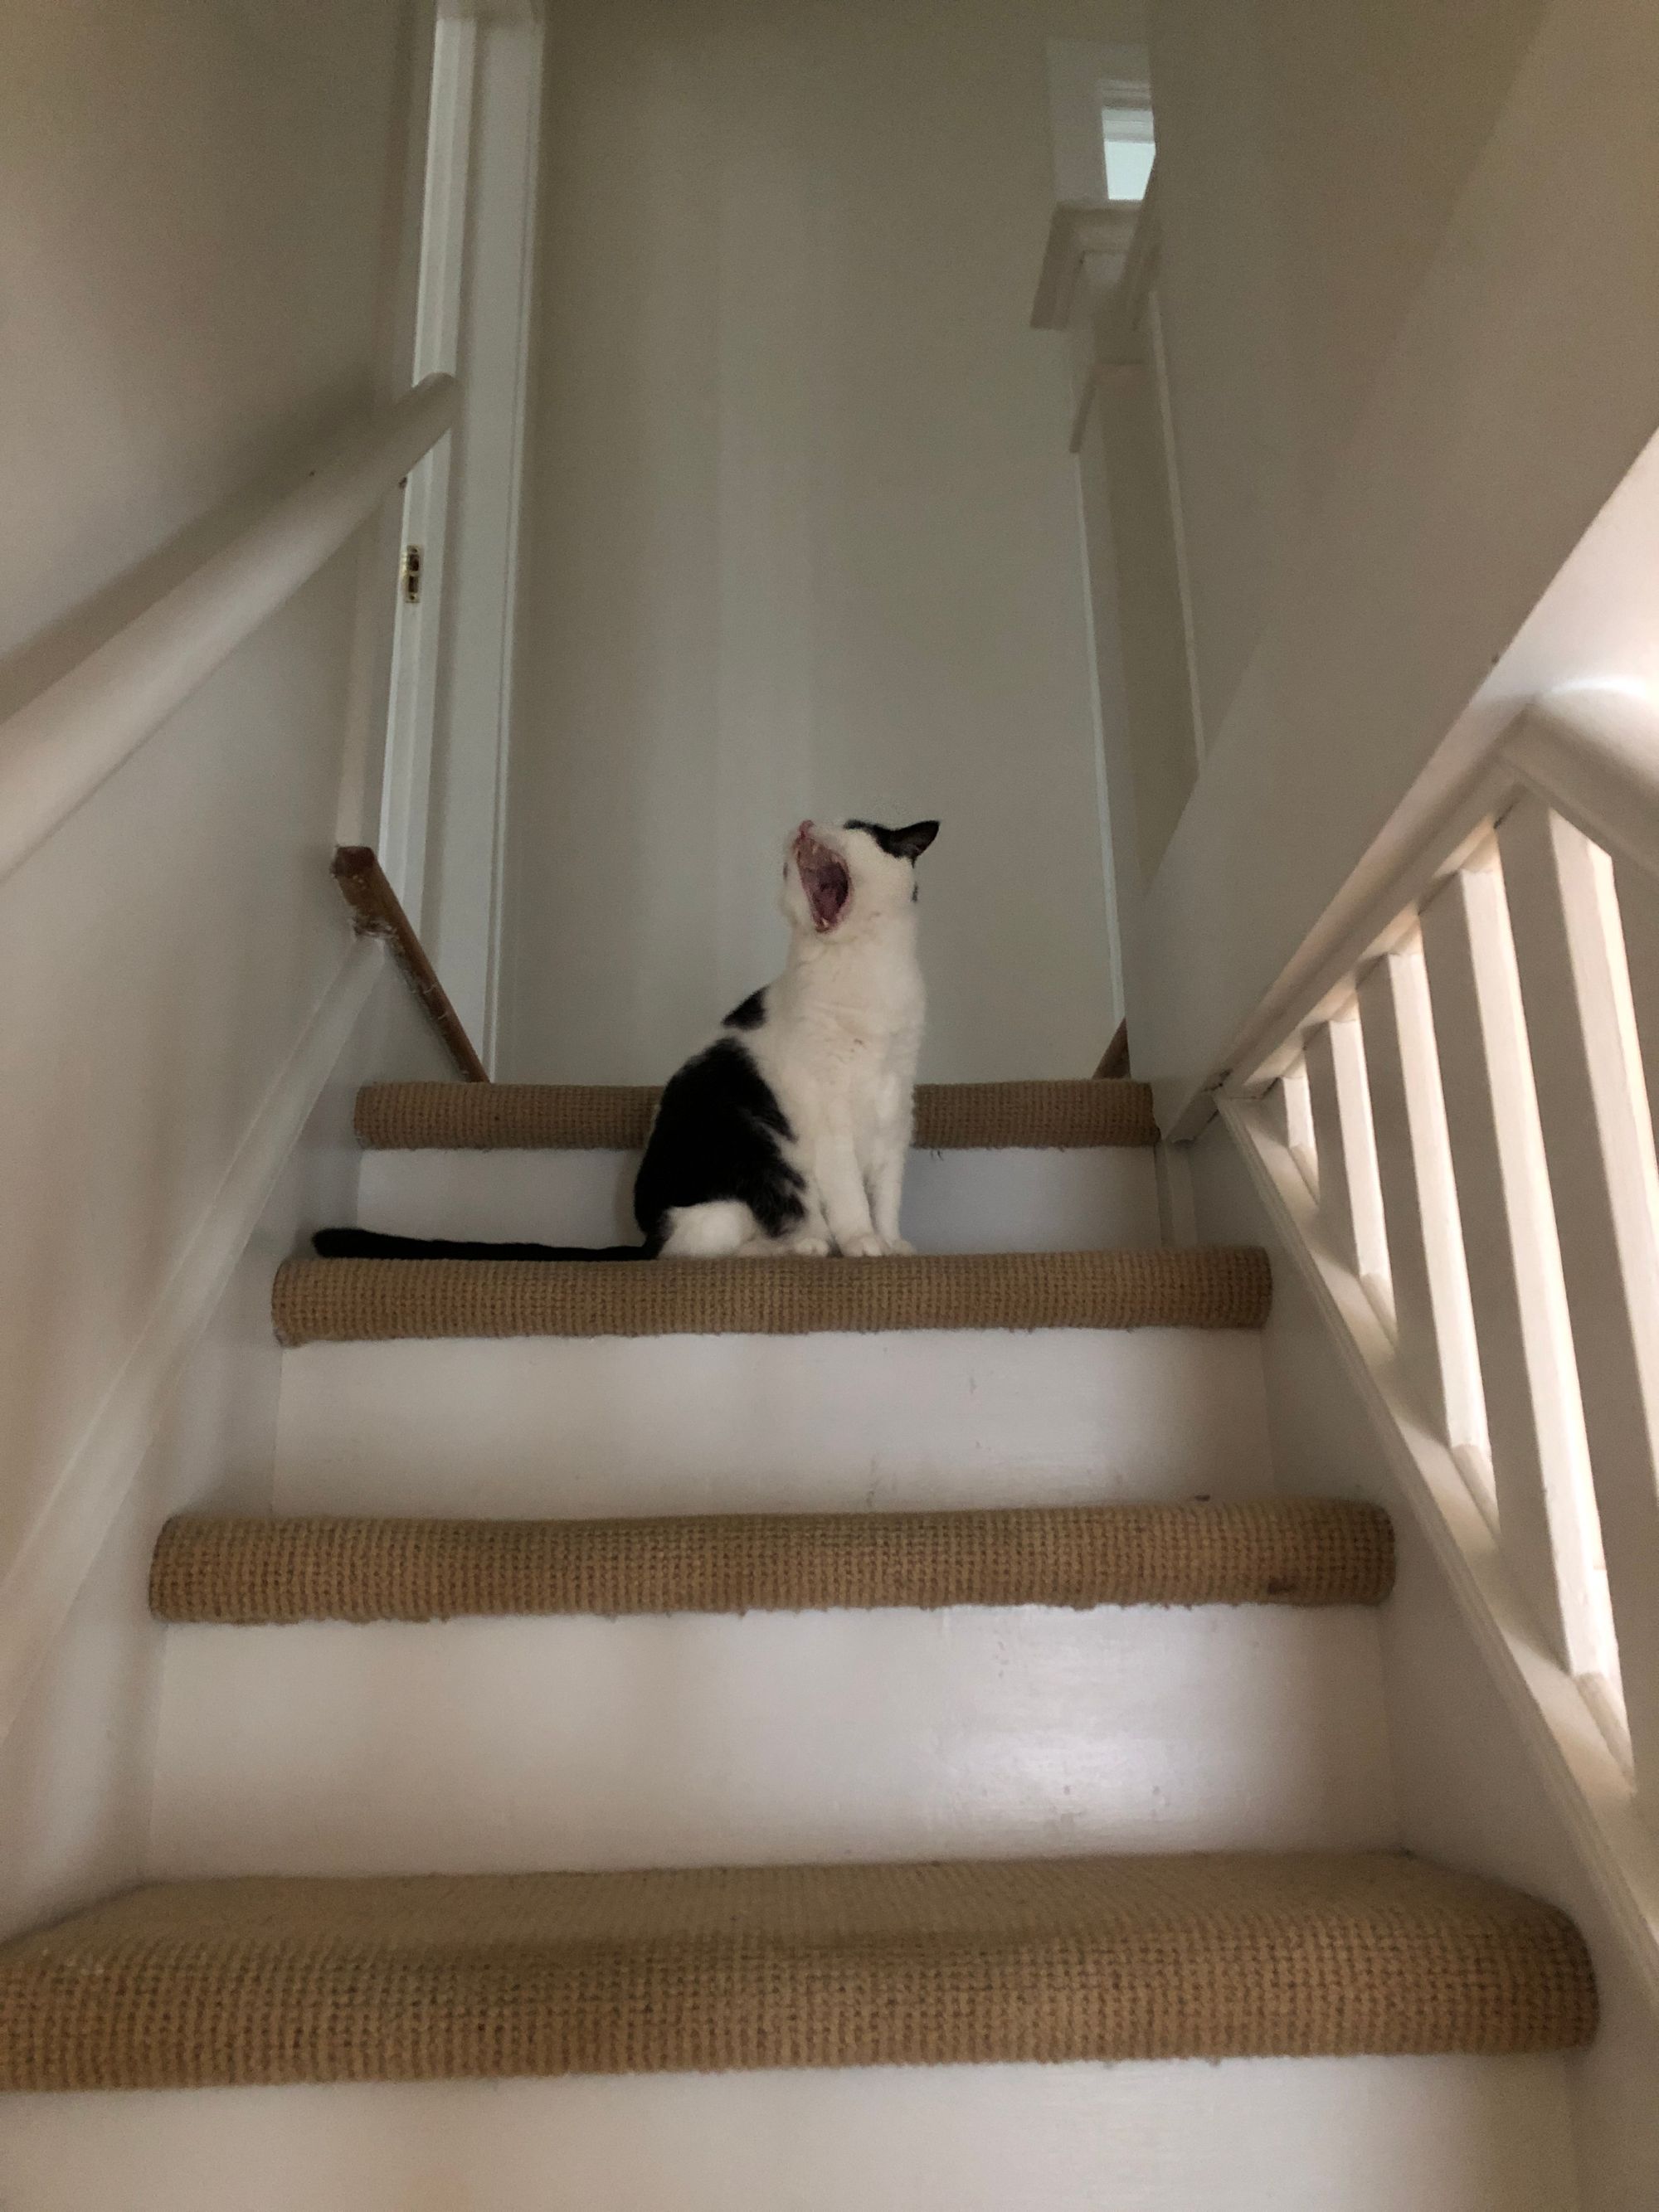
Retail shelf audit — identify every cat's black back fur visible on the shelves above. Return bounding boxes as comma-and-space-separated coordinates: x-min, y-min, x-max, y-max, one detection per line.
632, 1033, 805, 1247
318, 1009, 803, 1264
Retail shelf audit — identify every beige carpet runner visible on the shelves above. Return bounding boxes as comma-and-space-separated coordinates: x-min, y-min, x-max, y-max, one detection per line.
0, 1853, 1593, 2091
354, 1078, 1157, 1151
272, 1247, 1272, 1345
150, 1500, 1394, 1624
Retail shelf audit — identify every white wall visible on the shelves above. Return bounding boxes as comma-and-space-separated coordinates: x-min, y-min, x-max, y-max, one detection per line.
0, 0, 437, 1927
0, 0, 424, 664
0, 965, 451, 1942
1108, 0, 1659, 1125
502, 0, 1139, 1085
1186, 1120, 1659, 2212
1147, 0, 1547, 746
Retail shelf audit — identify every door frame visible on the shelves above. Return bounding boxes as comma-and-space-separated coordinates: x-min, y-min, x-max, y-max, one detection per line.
379, 0, 543, 1068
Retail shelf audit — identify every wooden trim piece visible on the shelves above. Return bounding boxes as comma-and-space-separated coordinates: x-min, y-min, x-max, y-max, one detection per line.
426, 2, 544, 1066
442, 0, 542, 19
377, 19, 479, 932
1093, 1019, 1131, 1079
1099, 167, 1161, 364
332, 846, 489, 1082
1030, 202, 1139, 331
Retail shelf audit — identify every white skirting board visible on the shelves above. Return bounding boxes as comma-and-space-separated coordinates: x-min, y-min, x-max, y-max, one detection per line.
146, 1602, 1396, 1877
358, 1142, 1165, 1253
0, 2054, 1580, 2212
271, 1328, 1274, 1516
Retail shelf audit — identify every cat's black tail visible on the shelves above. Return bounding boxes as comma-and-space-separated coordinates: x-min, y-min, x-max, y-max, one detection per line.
312, 1228, 652, 1262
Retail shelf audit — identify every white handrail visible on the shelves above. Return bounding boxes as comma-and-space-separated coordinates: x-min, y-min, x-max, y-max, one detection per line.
1219, 684, 1659, 1093
1506, 687, 1659, 888
0, 372, 458, 887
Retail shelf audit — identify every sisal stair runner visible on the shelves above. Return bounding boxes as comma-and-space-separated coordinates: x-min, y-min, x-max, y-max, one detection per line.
149, 1500, 1394, 1623
0, 1854, 1593, 2091
272, 1246, 1272, 1345
355, 1077, 1158, 1151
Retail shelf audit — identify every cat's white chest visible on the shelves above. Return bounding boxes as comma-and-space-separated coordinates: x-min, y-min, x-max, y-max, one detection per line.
752, 941, 920, 1145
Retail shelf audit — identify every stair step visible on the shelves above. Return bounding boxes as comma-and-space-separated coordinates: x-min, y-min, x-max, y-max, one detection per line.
271, 1247, 1272, 1346
0, 2054, 1584, 2212
270, 1330, 1272, 1516
150, 1500, 1392, 1623
0, 1854, 1594, 2092
355, 1077, 1158, 1152
148, 1602, 1397, 1874
358, 1142, 1165, 1253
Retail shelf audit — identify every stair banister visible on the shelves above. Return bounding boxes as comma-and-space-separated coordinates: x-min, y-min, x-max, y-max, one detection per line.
1216, 678, 1659, 1996
1504, 686, 1659, 886
1220, 685, 1659, 1096
0, 372, 458, 889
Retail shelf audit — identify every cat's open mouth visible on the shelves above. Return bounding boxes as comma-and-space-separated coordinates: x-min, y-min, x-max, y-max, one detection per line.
795, 828, 851, 932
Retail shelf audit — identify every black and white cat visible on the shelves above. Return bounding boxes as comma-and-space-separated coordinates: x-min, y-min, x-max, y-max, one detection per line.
316, 817, 938, 1263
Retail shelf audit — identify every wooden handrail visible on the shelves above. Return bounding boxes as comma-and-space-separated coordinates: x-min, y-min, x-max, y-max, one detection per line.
0, 375, 457, 888
1093, 1019, 1131, 1079
333, 846, 489, 1082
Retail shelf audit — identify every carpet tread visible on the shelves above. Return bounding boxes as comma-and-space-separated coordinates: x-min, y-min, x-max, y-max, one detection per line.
271, 1246, 1272, 1345
355, 1079, 1158, 1152
150, 1499, 1393, 1623
0, 1853, 1594, 2089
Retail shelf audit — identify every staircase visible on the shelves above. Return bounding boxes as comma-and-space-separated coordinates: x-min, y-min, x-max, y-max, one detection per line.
0, 1079, 1594, 2210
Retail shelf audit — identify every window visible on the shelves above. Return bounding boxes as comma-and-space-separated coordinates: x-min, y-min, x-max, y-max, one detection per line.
1045, 41, 1152, 207
1102, 100, 1155, 204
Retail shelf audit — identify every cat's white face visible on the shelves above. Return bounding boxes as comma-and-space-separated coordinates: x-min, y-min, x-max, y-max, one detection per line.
780, 819, 937, 941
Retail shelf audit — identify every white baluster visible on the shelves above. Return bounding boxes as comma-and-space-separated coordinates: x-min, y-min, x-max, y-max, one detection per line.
1302, 1012, 1392, 1329
1419, 857, 1614, 1685
1613, 853, 1659, 1131
1499, 792, 1659, 1796
1264, 1062, 1318, 1198
1355, 943, 1486, 1456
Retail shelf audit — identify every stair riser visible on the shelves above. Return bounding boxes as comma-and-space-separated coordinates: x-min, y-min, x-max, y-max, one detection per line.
358, 1146, 1164, 1253
0, 2055, 1579, 2212
148, 1605, 1395, 1876
271, 1330, 1273, 1515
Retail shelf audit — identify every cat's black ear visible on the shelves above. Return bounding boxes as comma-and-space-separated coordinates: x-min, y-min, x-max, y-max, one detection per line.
890, 820, 939, 862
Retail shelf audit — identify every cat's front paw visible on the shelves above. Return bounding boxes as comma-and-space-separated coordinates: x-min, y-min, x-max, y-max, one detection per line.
887, 1237, 917, 1257
839, 1231, 893, 1258
775, 1232, 833, 1258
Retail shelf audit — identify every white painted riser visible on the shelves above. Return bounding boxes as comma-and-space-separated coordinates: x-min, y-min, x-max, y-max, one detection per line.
271, 1329, 1273, 1515
0, 2056, 1580, 2212
357, 1144, 1164, 1252
147, 1602, 1395, 1877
